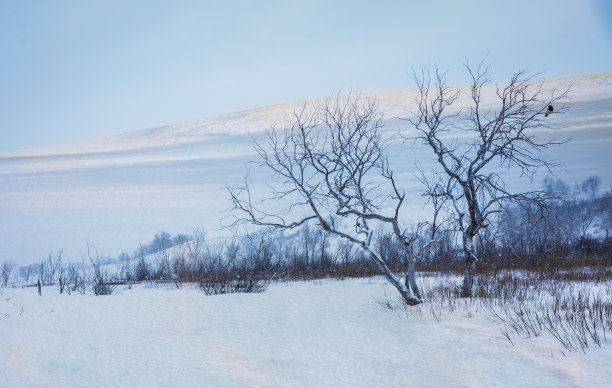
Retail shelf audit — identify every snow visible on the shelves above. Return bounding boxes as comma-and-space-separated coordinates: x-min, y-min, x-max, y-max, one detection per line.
1, 278, 610, 387
2, 74, 609, 158
0, 74, 611, 265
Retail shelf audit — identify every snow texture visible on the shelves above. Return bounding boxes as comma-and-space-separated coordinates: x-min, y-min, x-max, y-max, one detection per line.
1, 278, 611, 387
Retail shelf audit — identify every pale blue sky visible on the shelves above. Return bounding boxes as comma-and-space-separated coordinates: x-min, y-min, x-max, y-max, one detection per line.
1, 0, 610, 151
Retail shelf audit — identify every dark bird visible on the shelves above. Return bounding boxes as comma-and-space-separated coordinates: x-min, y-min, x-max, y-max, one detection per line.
545, 105, 553, 117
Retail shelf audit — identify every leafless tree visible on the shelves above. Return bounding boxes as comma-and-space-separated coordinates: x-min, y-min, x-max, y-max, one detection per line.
408, 63, 569, 297
228, 95, 422, 305
1, 261, 16, 287
39, 250, 64, 286
599, 191, 612, 240
154, 233, 180, 288
241, 228, 277, 273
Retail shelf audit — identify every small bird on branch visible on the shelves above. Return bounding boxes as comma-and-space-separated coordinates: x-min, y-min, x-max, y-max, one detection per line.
545, 105, 553, 117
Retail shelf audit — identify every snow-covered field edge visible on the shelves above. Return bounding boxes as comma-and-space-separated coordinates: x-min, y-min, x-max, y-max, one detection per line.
1, 274, 611, 387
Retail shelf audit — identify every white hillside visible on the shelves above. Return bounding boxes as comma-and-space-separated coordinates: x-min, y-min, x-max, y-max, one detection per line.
0, 74, 610, 264
2, 73, 610, 157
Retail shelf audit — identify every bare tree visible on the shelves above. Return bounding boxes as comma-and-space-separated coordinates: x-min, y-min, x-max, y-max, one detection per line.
599, 191, 612, 240
1, 261, 16, 287
154, 233, 180, 288
228, 95, 422, 305
408, 63, 569, 297
39, 250, 64, 286
134, 243, 151, 281
241, 228, 277, 274
572, 176, 603, 242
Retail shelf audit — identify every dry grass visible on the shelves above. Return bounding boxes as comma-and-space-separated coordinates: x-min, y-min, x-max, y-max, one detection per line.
379, 270, 612, 352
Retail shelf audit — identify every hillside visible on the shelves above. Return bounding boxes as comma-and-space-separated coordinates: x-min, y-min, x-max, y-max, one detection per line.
2, 74, 611, 158
0, 74, 610, 264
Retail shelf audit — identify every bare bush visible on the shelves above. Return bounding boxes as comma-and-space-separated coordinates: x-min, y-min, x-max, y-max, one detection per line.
87, 245, 117, 296
199, 272, 268, 295
385, 271, 612, 353
489, 288, 612, 352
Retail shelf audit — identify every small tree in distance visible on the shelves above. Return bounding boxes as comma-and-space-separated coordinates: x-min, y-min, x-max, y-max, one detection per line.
228, 95, 422, 305
408, 62, 569, 297
1, 261, 16, 287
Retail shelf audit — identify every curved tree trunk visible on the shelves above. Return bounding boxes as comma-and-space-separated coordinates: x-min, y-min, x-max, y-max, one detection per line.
364, 246, 421, 306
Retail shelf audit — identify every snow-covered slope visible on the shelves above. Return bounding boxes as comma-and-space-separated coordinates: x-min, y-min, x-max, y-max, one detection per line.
0, 74, 610, 264
3, 73, 611, 158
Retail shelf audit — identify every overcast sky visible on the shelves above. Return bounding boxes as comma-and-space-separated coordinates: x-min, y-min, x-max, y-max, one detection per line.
1, 0, 610, 152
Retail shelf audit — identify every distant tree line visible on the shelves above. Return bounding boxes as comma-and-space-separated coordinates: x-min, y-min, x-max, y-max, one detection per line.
481, 176, 612, 264
2, 175, 609, 295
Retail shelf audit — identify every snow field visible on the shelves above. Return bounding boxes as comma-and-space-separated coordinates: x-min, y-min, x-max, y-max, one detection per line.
1, 277, 611, 387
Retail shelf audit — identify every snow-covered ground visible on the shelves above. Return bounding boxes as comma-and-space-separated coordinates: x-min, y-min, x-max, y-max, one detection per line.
1, 277, 610, 387
0, 74, 611, 264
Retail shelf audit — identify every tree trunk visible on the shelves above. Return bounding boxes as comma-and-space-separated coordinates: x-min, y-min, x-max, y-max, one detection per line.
365, 247, 421, 306
405, 260, 421, 300
460, 237, 477, 297
460, 258, 476, 297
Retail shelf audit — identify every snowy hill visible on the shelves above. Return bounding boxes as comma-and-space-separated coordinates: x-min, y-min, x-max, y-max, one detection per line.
0, 74, 610, 264
3, 73, 611, 158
